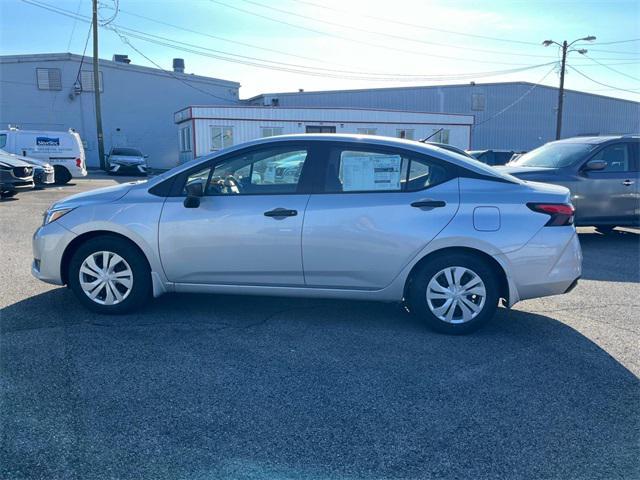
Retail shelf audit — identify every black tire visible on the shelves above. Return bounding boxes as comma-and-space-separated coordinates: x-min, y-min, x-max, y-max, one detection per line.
68, 235, 152, 314
595, 225, 615, 234
408, 253, 500, 335
53, 165, 72, 185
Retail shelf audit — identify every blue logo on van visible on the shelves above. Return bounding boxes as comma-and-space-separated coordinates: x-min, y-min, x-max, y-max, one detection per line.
36, 137, 60, 146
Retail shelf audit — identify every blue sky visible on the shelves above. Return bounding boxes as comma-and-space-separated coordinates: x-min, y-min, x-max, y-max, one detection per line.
1, 0, 639, 100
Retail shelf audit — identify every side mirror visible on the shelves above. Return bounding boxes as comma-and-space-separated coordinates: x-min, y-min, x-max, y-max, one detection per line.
583, 160, 606, 172
183, 181, 203, 208
144, 155, 149, 159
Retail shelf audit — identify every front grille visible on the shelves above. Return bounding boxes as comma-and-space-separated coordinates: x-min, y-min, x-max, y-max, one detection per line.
13, 166, 33, 179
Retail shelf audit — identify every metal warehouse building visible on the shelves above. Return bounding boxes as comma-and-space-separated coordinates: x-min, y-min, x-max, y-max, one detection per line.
246, 83, 640, 151
0, 53, 239, 169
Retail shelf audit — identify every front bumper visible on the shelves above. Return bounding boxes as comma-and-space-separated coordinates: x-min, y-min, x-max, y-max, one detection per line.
34, 168, 55, 185
31, 221, 77, 285
108, 163, 147, 175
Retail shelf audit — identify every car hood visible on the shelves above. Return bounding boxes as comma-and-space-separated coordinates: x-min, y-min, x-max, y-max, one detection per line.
109, 155, 146, 164
0, 149, 51, 168
52, 181, 144, 209
0, 154, 31, 168
495, 165, 557, 177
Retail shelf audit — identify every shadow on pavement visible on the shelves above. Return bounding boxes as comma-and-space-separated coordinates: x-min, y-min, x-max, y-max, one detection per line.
2, 288, 638, 479
578, 228, 640, 283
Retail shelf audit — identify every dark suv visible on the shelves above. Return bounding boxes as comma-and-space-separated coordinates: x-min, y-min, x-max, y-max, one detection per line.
499, 135, 639, 232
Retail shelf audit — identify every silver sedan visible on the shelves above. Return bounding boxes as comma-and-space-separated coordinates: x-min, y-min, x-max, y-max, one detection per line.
32, 135, 582, 334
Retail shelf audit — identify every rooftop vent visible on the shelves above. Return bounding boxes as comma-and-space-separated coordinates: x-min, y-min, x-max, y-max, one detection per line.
112, 54, 131, 64
173, 58, 185, 73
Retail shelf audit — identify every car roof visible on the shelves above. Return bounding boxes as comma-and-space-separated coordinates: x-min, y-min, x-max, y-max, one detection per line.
147, 134, 516, 186
553, 134, 639, 145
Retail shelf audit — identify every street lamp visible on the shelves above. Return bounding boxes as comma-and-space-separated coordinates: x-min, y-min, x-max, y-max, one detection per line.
543, 36, 596, 139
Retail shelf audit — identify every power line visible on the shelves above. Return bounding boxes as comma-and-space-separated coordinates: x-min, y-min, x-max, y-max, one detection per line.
234, 0, 558, 60
65, 0, 83, 51
234, 0, 640, 63
107, 26, 235, 103
473, 66, 557, 127
208, 0, 543, 66
22, 0, 559, 81
75, 18, 94, 86
590, 38, 640, 45
293, 0, 540, 46
568, 66, 640, 94
582, 54, 640, 82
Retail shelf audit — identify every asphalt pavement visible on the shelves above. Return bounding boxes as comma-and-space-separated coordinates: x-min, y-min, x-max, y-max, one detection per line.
1, 176, 639, 480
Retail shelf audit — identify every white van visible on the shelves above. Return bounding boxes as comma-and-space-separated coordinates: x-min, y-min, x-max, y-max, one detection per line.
0, 128, 87, 184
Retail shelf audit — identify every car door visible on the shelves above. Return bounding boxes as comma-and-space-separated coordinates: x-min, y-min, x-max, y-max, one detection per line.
574, 141, 638, 224
158, 143, 314, 285
302, 143, 460, 289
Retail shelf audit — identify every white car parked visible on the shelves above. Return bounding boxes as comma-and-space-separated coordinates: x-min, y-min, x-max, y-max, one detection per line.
106, 147, 148, 175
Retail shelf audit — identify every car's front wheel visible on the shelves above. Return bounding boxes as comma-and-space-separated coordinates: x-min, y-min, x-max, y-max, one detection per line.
68, 236, 151, 314
409, 253, 499, 334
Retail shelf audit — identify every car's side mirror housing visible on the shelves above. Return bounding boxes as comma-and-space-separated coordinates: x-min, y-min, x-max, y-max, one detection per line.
144, 155, 149, 159
183, 181, 203, 208
583, 160, 607, 172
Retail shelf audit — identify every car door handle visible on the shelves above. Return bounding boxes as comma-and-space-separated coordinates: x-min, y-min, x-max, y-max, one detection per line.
264, 208, 298, 217
622, 179, 635, 186
411, 200, 446, 208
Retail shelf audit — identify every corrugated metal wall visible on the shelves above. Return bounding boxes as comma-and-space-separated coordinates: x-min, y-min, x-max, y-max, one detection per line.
248, 84, 640, 151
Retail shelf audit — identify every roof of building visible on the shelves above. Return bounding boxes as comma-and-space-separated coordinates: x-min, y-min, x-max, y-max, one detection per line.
246, 81, 639, 106
0, 52, 240, 88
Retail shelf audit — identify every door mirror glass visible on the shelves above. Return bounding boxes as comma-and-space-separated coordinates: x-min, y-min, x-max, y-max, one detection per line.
185, 180, 204, 197
583, 160, 607, 172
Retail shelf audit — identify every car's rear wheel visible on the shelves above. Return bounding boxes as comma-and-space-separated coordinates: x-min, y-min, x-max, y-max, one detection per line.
53, 165, 72, 185
409, 253, 499, 334
68, 236, 151, 314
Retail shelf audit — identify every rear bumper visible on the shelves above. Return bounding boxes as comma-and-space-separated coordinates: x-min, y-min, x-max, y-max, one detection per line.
501, 227, 582, 303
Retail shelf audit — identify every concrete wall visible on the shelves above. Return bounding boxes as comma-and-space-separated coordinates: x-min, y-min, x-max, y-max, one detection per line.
0, 53, 240, 169
248, 83, 640, 151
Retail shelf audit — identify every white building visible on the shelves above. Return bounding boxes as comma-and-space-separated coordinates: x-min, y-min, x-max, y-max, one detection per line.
174, 105, 474, 163
0, 53, 239, 169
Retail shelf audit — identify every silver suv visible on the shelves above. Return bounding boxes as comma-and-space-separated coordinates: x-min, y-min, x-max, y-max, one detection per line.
32, 135, 582, 334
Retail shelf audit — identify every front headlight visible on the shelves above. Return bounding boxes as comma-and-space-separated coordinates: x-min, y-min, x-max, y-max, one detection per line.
43, 207, 74, 225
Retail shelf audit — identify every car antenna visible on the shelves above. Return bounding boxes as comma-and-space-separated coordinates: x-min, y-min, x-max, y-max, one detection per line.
418, 128, 443, 143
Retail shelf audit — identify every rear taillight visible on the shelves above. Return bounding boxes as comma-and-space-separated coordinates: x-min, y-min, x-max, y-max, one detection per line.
75, 158, 82, 168
527, 203, 575, 226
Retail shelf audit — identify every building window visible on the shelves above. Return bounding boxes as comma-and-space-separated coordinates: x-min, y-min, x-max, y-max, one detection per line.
430, 129, 450, 144
305, 125, 336, 133
80, 70, 104, 92
210, 126, 233, 151
357, 128, 377, 135
0, 134, 6, 149
471, 93, 486, 111
261, 126, 283, 137
396, 129, 415, 140
36, 68, 62, 90
179, 126, 192, 152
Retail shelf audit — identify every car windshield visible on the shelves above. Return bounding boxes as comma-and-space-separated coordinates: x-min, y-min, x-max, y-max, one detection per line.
112, 148, 143, 156
510, 142, 594, 168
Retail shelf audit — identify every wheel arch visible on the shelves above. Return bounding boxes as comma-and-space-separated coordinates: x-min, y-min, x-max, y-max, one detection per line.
60, 230, 151, 285
403, 246, 510, 304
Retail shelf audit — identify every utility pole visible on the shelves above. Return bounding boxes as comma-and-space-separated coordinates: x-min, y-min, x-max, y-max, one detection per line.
542, 36, 596, 140
92, 0, 106, 170
556, 41, 568, 140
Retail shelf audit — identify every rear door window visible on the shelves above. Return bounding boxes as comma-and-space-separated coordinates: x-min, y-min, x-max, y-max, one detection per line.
322, 146, 451, 193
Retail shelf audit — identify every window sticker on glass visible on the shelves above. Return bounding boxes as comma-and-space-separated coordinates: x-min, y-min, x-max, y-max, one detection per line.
341, 152, 403, 191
